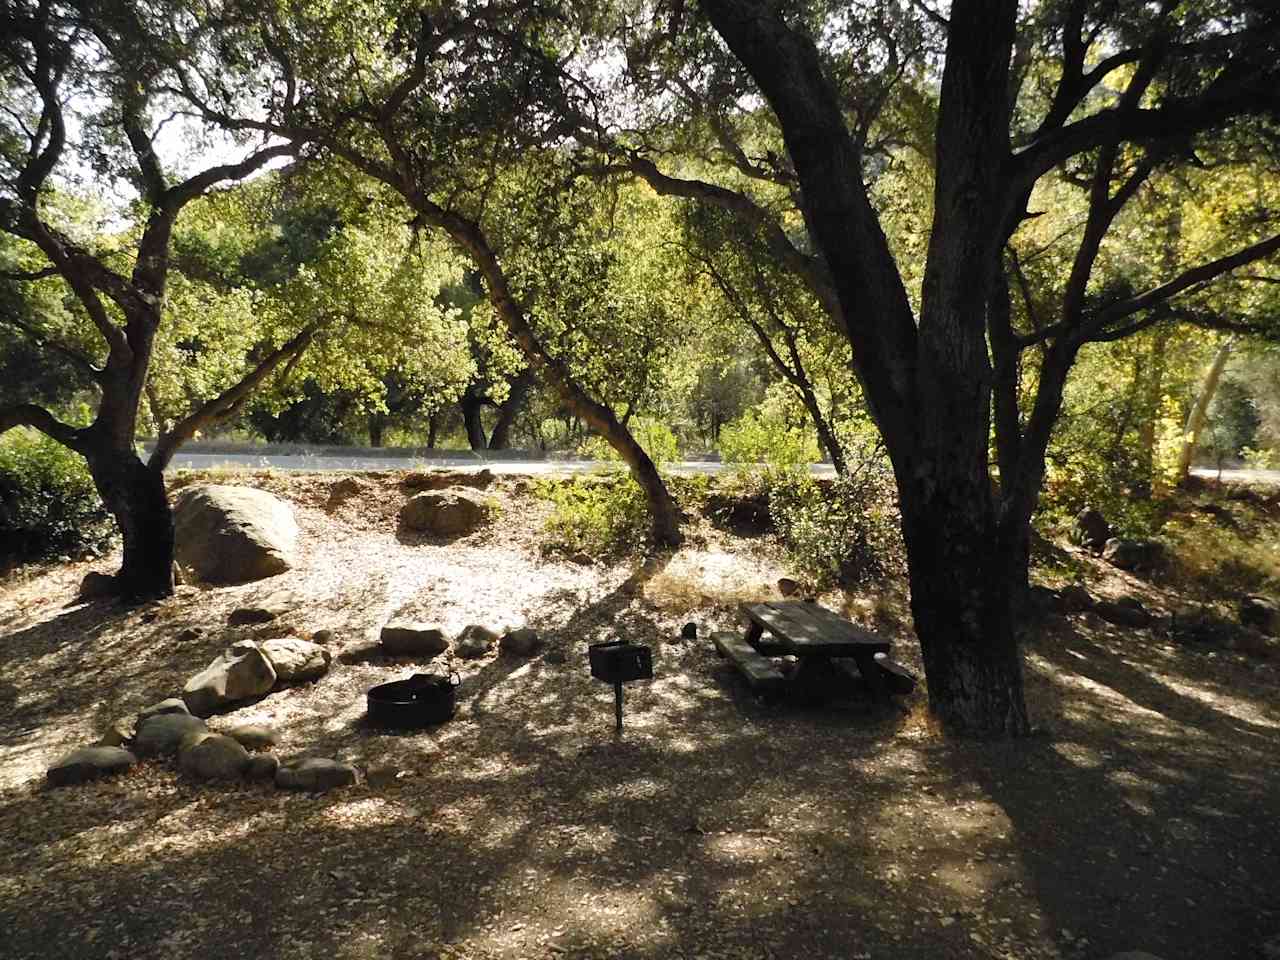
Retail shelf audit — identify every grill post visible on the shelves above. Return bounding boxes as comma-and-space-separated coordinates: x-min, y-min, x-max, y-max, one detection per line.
614, 680, 624, 733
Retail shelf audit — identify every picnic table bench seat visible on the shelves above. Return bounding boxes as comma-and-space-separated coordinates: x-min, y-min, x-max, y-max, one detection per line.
712, 631, 786, 695
717, 600, 916, 702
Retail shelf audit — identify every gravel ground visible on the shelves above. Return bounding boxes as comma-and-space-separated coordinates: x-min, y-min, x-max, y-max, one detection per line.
0, 472, 1277, 960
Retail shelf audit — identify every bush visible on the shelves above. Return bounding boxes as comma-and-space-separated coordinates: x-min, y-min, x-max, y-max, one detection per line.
577, 417, 680, 466
720, 413, 820, 470
535, 473, 650, 555
0, 429, 112, 561
768, 466, 903, 588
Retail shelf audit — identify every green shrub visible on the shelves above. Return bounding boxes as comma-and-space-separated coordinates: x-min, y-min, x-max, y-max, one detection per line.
720, 413, 820, 470
577, 417, 679, 466
768, 467, 903, 588
0, 429, 113, 561
535, 473, 650, 555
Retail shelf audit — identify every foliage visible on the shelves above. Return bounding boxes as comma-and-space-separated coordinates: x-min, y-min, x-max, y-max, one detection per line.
578, 418, 679, 465
767, 466, 903, 589
535, 474, 650, 556
0, 429, 112, 561
720, 407, 821, 470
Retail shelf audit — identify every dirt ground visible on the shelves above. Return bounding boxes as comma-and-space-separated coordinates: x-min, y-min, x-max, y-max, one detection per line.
0, 471, 1277, 960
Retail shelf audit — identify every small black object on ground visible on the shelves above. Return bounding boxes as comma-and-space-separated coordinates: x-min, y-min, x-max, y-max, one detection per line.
367, 673, 459, 728
588, 640, 653, 733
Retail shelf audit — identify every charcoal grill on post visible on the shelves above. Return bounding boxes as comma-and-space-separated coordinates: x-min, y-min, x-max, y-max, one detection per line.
588, 640, 653, 732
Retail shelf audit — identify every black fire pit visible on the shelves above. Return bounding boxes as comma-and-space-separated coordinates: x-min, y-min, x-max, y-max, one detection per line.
367, 673, 459, 728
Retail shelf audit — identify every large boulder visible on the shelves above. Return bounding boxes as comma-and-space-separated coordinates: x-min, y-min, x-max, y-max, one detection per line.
380, 622, 448, 657
500, 627, 542, 657
398, 488, 493, 537
1094, 596, 1152, 628
1073, 507, 1111, 553
275, 758, 357, 792
260, 637, 332, 682
133, 713, 208, 757
1102, 537, 1167, 572
173, 484, 299, 584
47, 746, 137, 787
182, 642, 277, 717
1239, 595, 1278, 636
178, 732, 252, 781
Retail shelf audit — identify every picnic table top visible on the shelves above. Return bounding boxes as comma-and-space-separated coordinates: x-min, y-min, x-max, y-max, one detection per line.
741, 601, 891, 658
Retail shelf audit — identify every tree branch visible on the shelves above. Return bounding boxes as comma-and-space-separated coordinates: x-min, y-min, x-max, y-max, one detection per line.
0, 403, 86, 450
1092, 231, 1280, 331
149, 324, 317, 470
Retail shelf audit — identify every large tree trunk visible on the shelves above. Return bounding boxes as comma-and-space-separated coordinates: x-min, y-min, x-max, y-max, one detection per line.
460, 386, 488, 451
87, 447, 174, 601
488, 368, 536, 450
900, 490, 1029, 734
1177, 337, 1234, 482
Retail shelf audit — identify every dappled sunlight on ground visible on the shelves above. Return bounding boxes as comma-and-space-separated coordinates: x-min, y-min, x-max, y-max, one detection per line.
0, 472, 1277, 959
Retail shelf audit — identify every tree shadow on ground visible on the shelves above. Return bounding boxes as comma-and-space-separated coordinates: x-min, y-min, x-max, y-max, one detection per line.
933, 622, 1279, 960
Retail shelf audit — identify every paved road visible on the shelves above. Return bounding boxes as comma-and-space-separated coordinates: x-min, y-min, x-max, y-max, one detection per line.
162, 450, 770, 476
157, 448, 1278, 485
1190, 466, 1280, 486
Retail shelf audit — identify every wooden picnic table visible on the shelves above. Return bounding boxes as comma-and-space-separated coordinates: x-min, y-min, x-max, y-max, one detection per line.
714, 600, 915, 702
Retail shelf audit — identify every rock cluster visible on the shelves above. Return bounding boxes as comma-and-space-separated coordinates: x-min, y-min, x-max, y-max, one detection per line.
377, 620, 541, 660
50, 696, 356, 794
182, 636, 331, 716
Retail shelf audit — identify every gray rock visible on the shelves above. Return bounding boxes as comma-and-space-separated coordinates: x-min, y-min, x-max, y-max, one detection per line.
500, 627, 542, 657
1239, 595, 1278, 636
228, 606, 278, 626
182, 644, 277, 717
1057, 584, 1094, 612
328, 476, 367, 501
95, 718, 136, 748
680, 622, 698, 640
1095, 597, 1152, 628
78, 571, 118, 600
137, 697, 190, 725
179, 733, 251, 781
133, 713, 208, 757
366, 765, 407, 789
275, 758, 357, 792
173, 484, 299, 584
47, 746, 137, 786
380, 622, 447, 657
1073, 507, 1110, 552
455, 624, 499, 660
260, 636, 332, 681
245, 754, 279, 782
398, 488, 493, 537
222, 723, 279, 751
1102, 537, 1167, 572
311, 629, 335, 645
